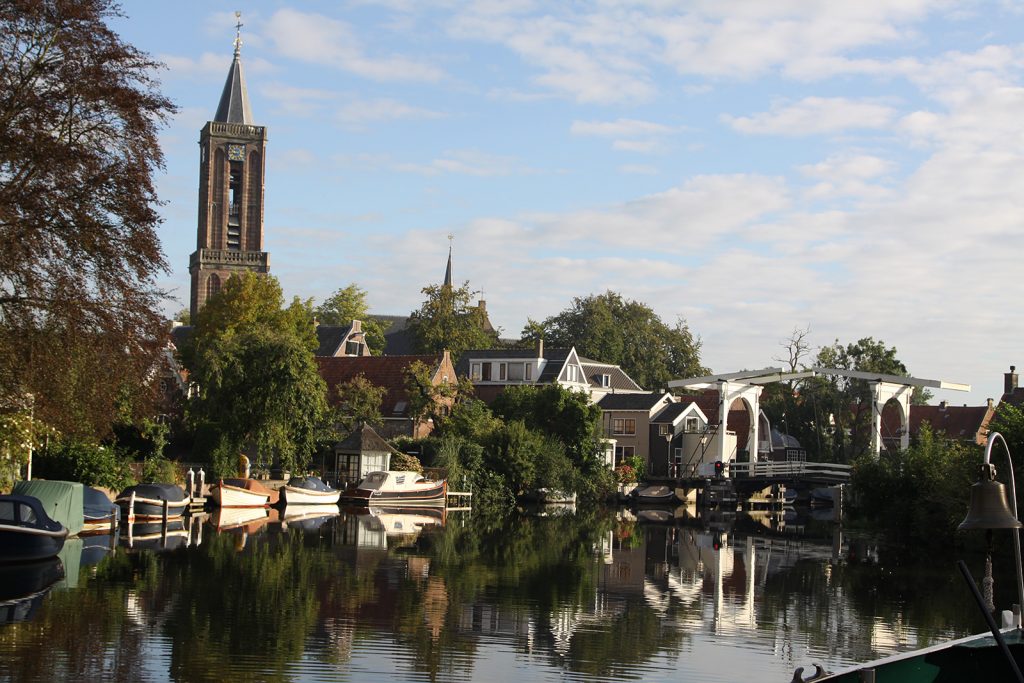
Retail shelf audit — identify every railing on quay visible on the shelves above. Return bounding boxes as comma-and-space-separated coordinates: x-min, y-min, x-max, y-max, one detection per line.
726, 460, 852, 482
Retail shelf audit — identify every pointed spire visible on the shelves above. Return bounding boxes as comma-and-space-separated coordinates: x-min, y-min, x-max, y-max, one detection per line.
214, 12, 254, 124
443, 234, 454, 288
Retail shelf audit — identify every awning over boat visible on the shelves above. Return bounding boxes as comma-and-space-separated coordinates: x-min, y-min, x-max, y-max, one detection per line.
13, 480, 84, 536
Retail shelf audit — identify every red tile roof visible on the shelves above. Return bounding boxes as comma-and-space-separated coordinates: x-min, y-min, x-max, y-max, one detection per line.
316, 355, 444, 418
879, 402, 993, 445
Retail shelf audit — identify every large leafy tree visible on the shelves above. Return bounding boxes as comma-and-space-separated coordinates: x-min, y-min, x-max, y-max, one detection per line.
762, 336, 927, 462
0, 0, 175, 438
407, 281, 498, 357
491, 384, 603, 467
314, 283, 385, 354
330, 374, 385, 435
183, 273, 328, 476
531, 291, 706, 390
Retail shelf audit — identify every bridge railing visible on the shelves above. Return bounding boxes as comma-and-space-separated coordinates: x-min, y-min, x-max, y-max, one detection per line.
727, 460, 852, 482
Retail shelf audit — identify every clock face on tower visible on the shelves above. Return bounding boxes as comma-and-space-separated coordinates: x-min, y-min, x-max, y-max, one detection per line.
227, 144, 245, 162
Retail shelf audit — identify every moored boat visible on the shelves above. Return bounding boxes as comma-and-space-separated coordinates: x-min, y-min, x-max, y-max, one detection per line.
631, 484, 677, 504
81, 486, 119, 534
210, 478, 279, 507
807, 627, 1024, 682
114, 483, 190, 521
341, 471, 446, 506
279, 476, 340, 505
0, 494, 69, 563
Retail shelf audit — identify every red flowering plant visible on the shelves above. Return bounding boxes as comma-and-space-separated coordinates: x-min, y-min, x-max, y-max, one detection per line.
615, 463, 637, 484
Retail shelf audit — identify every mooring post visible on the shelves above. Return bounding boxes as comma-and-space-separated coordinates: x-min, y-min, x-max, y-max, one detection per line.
187, 468, 195, 498
129, 490, 136, 523
198, 468, 206, 498
162, 498, 169, 526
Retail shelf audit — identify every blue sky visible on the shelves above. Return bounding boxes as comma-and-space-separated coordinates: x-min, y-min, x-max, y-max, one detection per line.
113, 1, 1024, 404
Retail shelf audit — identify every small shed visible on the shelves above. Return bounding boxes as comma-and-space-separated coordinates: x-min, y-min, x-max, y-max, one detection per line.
334, 424, 394, 488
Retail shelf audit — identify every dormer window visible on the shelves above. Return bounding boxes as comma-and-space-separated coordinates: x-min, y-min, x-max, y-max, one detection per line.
601, 374, 611, 388
471, 363, 482, 381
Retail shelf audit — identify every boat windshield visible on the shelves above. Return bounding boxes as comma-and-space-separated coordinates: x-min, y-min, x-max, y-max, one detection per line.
361, 472, 388, 489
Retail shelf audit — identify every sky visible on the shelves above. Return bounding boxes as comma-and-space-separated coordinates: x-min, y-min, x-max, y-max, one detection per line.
111, 1, 1024, 405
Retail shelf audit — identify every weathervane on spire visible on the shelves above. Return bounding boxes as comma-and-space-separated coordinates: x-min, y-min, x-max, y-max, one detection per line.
233, 11, 243, 57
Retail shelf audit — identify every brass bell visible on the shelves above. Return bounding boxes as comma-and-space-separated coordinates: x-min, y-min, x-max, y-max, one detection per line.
959, 463, 1023, 531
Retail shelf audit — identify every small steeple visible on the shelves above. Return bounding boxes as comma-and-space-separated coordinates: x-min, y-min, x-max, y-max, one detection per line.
214, 11, 254, 124
443, 234, 454, 288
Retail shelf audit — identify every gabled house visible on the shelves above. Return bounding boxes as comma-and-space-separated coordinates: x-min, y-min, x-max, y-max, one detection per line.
316, 352, 456, 440
597, 391, 676, 468
315, 319, 372, 357
456, 340, 643, 404
648, 401, 712, 477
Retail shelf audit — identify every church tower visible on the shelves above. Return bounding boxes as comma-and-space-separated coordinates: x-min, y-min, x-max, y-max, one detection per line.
189, 17, 269, 319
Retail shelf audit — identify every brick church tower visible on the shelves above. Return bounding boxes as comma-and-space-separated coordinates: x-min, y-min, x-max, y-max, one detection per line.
189, 19, 269, 319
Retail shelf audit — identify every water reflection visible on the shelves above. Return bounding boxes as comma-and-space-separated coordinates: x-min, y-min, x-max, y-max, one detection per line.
0, 505, 987, 682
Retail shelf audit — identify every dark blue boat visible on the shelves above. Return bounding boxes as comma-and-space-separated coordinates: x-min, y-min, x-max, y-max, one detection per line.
114, 483, 190, 520
0, 494, 69, 563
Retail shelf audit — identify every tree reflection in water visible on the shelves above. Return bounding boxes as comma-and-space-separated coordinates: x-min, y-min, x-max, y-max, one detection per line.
0, 507, 988, 683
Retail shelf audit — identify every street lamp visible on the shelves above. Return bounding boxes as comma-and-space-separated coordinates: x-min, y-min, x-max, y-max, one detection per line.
959, 431, 1024, 620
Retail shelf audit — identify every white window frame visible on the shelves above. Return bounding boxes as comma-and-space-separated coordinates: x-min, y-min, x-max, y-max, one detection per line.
612, 418, 636, 436
498, 362, 507, 381
601, 374, 611, 388
685, 416, 699, 433
471, 363, 481, 381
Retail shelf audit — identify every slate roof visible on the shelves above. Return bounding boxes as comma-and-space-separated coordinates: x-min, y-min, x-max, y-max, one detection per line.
316, 355, 444, 417
315, 324, 355, 357
214, 51, 254, 124
374, 315, 415, 356
579, 358, 644, 392
170, 324, 193, 349
335, 423, 395, 455
651, 402, 692, 424
598, 392, 671, 412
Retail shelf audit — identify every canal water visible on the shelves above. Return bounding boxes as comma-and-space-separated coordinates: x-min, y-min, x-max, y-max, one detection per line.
0, 505, 1000, 682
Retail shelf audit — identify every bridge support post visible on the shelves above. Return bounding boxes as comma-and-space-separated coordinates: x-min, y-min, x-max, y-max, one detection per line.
869, 382, 912, 458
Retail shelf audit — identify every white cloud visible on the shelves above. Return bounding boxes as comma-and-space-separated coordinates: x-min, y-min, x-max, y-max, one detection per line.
336, 98, 447, 127
267, 8, 445, 82
724, 97, 897, 136
394, 149, 537, 177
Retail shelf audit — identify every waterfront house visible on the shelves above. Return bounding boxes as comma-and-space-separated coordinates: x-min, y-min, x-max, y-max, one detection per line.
597, 391, 675, 469
455, 339, 643, 405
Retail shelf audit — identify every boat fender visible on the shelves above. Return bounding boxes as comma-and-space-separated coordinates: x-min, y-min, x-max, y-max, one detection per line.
791, 663, 828, 683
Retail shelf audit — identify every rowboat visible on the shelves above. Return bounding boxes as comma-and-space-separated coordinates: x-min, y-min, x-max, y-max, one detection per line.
279, 476, 340, 505
210, 478, 279, 507
114, 483, 190, 521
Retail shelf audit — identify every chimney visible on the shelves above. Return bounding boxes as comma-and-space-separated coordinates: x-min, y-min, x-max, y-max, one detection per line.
536, 337, 544, 359
939, 400, 947, 411
1006, 365, 1019, 395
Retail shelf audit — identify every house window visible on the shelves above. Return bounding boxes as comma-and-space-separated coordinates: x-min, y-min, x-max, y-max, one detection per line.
658, 424, 671, 437
482, 363, 492, 381
345, 340, 362, 356
471, 363, 482, 381
525, 364, 532, 381
498, 363, 507, 381
612, 418, 636, 435
508, 363, 524, 381
614, 445, 635, 466
685, 417, 699, 432
565, 365, 578, 382
601, 374, 611, 388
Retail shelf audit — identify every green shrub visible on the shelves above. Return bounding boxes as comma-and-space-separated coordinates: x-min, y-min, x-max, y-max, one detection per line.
391, 451, 423, 474
35, 439, 135, 491
140, 454, 180, 484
